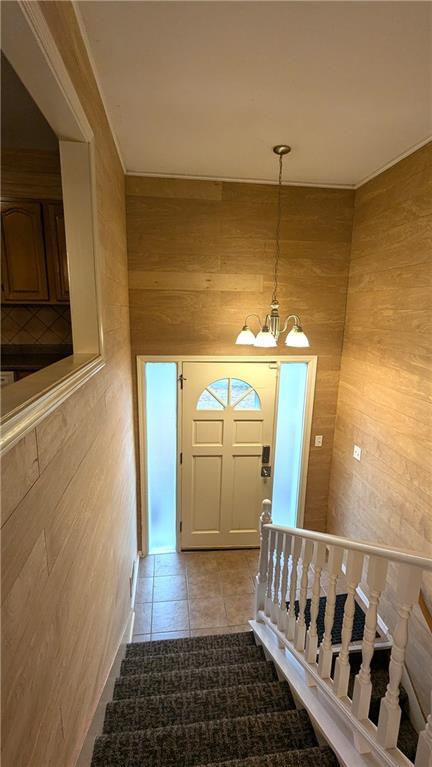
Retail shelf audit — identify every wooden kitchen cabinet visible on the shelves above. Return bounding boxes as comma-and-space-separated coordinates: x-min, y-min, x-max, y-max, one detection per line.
1, 198, 69, 304
43, 203, 70, 302
1, 201, 49, 302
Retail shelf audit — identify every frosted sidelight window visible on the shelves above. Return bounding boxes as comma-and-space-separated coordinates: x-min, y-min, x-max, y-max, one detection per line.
272, 363, 308, 527
145, 363, 177, 553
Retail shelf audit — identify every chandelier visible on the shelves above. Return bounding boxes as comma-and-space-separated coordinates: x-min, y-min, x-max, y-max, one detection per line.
235, 145, 310, 349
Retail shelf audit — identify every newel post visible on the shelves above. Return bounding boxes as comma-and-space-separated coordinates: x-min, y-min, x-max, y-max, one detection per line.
255, 499, 272, 620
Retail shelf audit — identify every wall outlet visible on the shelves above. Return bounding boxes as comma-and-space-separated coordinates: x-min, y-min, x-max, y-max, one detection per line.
353, 445, 362, 461
314, 435, 323, 447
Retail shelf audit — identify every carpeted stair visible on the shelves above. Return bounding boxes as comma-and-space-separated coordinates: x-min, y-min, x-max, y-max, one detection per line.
287, 592, 373, 644
347, 648, 419, 762
91, 631, 338, 767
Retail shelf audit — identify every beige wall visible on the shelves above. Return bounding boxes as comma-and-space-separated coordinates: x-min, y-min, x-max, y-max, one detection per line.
2, 5, 430, 760
1, 4, 137, 766
126, 175, 354, 533
328, 142, 432, 714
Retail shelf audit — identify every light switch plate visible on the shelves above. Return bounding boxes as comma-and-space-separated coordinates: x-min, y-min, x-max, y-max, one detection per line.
353, 445, 362, 461
314, 435, 323, 447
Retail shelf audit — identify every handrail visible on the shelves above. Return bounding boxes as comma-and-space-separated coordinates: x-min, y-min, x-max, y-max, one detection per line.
254, 504, 432, 767
264, 523, 432, 570
419, 589, 432, 632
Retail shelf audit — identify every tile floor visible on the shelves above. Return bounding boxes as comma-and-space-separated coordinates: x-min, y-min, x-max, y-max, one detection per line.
78, 547, 350, 764
78, 550, 259, 764
132, 549, 260, 641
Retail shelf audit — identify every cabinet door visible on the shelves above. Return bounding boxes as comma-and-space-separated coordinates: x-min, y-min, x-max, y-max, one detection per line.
44, 203, 69, 302
1, 201, 49, 302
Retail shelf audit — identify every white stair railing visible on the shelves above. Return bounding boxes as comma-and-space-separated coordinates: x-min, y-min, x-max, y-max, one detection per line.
415, 692, 432, 766
254, 500, 432, 767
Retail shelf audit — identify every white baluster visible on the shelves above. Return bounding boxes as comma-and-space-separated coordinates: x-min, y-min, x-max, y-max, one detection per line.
287, 536, 302, 641
377, 563, 423, 749
333, 550, 364, 697
295, 539, 314, 651
317, 545, 344, 679
265, 528, 276, 617
271, 531, 283, 624
255, 499, 272, 620
352, 556, 388, 753
305, 541, 327, 679
415, 692, 432, 767
278, 533, 291, 633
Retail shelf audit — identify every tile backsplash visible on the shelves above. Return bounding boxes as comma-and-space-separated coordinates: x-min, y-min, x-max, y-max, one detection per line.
1, 304, 72, 345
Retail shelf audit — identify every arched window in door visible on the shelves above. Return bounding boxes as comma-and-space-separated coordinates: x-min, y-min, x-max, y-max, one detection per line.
196, 377, 261, 411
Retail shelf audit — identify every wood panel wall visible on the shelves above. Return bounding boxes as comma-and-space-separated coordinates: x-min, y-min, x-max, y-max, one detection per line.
1, 4, 137, 766
126, 175, 354, 533
1, 147, 63, 200
328, 142, 432, 715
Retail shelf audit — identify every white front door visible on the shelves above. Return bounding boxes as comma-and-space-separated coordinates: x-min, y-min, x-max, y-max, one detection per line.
181, 361, 278, 549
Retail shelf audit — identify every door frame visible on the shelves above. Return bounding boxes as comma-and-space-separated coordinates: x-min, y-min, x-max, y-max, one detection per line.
137, 354, 317, 554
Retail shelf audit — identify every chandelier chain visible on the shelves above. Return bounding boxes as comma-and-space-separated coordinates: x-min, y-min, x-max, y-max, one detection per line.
272, 152, 283, 304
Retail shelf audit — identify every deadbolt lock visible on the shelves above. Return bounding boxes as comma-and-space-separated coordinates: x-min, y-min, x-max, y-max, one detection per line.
261, 466, 272, 478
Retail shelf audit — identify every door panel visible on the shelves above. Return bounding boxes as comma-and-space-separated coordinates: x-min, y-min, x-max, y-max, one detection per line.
231, 455, 262, 531
192, 455, 222, 532
181, 361, 277, 548
194, 420, 224, 445
233, 419, 263, 444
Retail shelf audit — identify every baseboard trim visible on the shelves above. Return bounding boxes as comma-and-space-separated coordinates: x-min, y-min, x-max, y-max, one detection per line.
75, 571, 139, 766
131, 552, 141, 609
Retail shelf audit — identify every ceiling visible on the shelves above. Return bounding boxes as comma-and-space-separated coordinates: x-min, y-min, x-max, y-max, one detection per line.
77, 1, 432, 187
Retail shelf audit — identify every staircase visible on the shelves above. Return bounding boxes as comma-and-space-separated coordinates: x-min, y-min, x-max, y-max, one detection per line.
347, 649, 419, 762
253, 499, 432, 767
91, 631, 338, 766
89, 498, 432, 766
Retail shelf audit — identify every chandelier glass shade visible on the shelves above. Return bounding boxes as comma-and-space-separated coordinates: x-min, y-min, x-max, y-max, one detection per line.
235, 145, 310, 349
235, 326, 257, 345
254, 326, 277, 348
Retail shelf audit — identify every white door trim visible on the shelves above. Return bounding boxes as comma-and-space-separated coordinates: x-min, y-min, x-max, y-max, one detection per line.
136, 355, 317, 553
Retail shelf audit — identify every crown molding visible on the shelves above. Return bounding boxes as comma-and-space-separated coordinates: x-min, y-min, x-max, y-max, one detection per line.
354, 135, 432, 189
127, 131, 432, 191
126, 170, 355, 191
66, 3, 430, 191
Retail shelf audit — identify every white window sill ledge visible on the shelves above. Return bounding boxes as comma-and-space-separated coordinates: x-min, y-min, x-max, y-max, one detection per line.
1, 353, 105, 454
